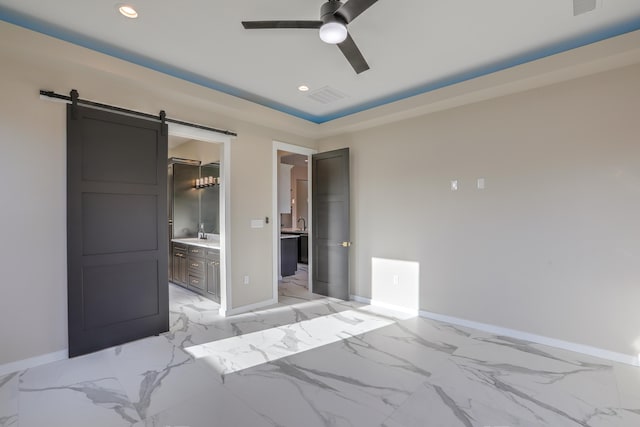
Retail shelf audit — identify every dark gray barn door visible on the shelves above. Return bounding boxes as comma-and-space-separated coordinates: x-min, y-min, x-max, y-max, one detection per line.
67, 104, 169, 357
312, 148, 350, 300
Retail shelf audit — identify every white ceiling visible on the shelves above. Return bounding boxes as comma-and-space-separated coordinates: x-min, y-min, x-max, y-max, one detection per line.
1, 0, 639, 124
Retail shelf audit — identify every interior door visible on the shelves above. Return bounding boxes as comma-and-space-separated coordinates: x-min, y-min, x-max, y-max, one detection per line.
312, 148, 350, 300
67, 104, 169, 357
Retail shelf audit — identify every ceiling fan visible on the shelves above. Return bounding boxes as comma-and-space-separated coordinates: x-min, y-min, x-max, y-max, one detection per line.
241, 0, 378, 74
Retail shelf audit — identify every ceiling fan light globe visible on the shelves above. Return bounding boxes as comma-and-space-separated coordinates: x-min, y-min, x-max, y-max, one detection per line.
319, 22, 347, 44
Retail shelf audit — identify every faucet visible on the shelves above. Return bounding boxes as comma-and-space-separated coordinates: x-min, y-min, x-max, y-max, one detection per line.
297, 217, 307, 231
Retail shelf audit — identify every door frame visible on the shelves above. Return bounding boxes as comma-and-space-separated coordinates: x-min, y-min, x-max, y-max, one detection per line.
272, 141, 317, 300
168, 123, 233, 315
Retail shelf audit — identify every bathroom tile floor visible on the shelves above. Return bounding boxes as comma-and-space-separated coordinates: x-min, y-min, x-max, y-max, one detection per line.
1, 280, 639, 426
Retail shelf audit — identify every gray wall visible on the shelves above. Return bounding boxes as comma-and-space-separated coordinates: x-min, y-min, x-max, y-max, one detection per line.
0, 22, 316, 366
1, 19, 639, 367
319, 63, 640, 357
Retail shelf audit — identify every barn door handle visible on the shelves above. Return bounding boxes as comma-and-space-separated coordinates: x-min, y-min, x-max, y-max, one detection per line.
341, 241, 352, 247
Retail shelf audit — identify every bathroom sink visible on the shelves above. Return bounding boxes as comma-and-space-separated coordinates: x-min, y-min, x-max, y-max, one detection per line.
172, 237, 221, 249
281, 228, 308, 234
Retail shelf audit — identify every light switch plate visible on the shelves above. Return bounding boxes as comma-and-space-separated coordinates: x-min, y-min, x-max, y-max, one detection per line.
251, 219, 264, 228
477, 178, 485, 190
451, 180, 458, 191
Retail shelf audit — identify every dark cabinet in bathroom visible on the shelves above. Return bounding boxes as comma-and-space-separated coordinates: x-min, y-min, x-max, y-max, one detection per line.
281, 236, 299, 277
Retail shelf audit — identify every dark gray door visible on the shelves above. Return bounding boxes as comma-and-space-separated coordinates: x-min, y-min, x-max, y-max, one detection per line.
67, 105, 169, 357
312, 148, 350, 300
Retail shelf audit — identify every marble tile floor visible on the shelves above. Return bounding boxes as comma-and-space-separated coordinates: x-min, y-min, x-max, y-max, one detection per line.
280, 263, 309, 292
1, 282, 639, 426
184, 307, 400, 379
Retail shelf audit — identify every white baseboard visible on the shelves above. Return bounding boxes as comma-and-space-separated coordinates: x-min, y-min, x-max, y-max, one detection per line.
220, 297, 278, 317
4, 298, 637, 376
0, 349, 68, 377
350, 295, 420, 316
350, 295, 640, 367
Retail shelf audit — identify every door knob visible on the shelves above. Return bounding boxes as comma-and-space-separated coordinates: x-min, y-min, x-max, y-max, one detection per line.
341, 241, 352, 247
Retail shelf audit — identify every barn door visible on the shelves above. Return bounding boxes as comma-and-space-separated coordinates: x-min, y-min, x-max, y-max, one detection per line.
67, 104, 168, 357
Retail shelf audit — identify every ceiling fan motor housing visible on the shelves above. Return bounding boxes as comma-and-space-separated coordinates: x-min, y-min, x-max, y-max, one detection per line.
241, 0, 374, 73
321, 0, 347, 25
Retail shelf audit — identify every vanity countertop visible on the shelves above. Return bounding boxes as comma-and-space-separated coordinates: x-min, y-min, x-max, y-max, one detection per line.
171, 237, 220, 250
280, 234, 299, 240
281, 228, 308, 235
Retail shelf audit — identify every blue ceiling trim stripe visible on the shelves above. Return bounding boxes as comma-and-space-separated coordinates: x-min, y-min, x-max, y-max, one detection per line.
1, 6, 639, 125
0, 7, 319, 122
316, 15, 640, 123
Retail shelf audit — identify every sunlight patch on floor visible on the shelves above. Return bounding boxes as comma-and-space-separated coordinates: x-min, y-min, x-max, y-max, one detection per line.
185, 307, 413, 377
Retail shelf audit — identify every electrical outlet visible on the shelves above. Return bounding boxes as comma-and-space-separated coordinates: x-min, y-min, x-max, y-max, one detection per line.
450, 180, 458, 191
393, 275, 399, 285
243, 275, 250, 285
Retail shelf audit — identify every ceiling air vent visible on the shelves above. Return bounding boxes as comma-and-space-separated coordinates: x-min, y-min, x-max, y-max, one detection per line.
307, 86, 348, 104
573, 0, 597, 16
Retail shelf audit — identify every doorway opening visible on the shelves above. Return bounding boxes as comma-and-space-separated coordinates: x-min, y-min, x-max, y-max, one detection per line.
272, 141, 317, 302
167, 123, 232, 315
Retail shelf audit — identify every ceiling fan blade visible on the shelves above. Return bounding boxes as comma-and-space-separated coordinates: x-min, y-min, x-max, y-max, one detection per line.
335, 0, 378, 23
337, 33, 370, 74
242, 20, 322, 29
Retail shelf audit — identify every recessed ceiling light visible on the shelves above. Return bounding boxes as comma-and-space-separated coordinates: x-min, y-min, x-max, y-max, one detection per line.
298, 85, 310, 92
118, 5, 138, 19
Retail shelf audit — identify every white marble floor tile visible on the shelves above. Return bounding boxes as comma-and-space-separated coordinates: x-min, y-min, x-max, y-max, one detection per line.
466, 333, 617, 368
586, 408, 640, 427
279, 339, 427, 415
223, 360, 392, 427
168, 283, 210, 305
617, 409, 640, 427
453, 334, 621, 406
379, 316, 476, 349
613, 363, 640, 409
133, 382, 275, 427
164, 309, 235, 349
166, 301, 333, 350
165, 285, 364, 351
280, 270, 309, 290
19, 350, 138, 427
419, 333, 623, 427
173, 301, 220, 326
185, 308, 395, 378
337, 322, 461, 380
166, 284, 224, 348
278, 278, 321, 303
386, 381, 480, 427
619, 410, 640, 427
105, 336, 221, 420
8, 281, 639, 427
168, 284, 220, 325
380, 418, 410, 427
0, 372, 19, 427
394, 316, 482, 348
221, 324, 447, 424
